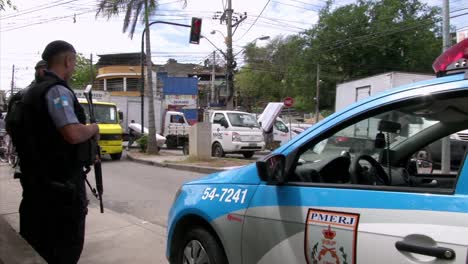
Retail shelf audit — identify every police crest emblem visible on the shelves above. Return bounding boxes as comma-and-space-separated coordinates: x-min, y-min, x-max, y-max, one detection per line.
304, 209, 360, 264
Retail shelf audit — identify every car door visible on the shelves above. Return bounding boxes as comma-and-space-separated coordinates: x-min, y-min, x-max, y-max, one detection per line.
242, 91, 468, 264
212, 112, 228, 145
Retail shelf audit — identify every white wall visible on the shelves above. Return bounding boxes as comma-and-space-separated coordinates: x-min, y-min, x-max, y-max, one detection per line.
335, 73, 392, 112
391, 72, 434, 88
335, 72, 435, 112
111, 95, 163, 134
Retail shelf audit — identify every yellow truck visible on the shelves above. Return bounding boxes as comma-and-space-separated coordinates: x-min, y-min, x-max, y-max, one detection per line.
79, 99, 123, 160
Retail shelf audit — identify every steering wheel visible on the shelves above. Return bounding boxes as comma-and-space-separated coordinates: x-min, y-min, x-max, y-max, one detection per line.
350, 154, 390, 185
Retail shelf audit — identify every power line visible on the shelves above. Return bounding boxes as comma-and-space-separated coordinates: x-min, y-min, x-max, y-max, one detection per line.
1, 0, 81, 20
1, 9, 94, 32
451, 11, 468, 19
450, 7, 468, 13
235, 0, 271, 42
271, 0, 321, 12
0, 0, 69, 19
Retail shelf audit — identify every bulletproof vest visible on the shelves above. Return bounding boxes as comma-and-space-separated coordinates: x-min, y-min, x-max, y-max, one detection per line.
20, 72, 87, 182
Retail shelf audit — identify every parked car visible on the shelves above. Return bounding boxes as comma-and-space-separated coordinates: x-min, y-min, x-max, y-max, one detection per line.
167, 39, 468, 264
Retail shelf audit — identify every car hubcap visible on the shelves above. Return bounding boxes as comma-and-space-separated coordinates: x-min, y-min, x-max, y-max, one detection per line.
183, 240, 210, 264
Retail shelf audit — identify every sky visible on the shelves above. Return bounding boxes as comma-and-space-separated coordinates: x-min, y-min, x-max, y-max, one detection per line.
0, 0, 466, 92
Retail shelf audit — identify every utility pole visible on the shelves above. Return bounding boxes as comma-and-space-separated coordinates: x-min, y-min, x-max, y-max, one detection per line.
441, 0, 451, 174
315, 63, 320, 123
10, 64, 15, 97
225, 0, 234, 109
213, 3, 247, 110
211, 50, 216, 104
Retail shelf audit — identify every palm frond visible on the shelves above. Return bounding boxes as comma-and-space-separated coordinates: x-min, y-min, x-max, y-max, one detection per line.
123, 0, 136, 33
129, 1, 144, 39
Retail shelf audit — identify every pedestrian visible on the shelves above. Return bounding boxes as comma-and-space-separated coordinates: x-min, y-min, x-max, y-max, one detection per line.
127, 119, 137, 150
17, 40, 100, 264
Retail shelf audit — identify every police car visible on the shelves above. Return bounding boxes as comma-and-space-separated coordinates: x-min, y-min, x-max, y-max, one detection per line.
167, 39, 468, 264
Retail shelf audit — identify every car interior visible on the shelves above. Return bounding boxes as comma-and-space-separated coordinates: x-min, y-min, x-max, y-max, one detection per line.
289, 91, 468, 193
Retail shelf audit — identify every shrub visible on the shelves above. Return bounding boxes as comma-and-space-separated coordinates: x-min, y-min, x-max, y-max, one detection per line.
136, 135, 148, 152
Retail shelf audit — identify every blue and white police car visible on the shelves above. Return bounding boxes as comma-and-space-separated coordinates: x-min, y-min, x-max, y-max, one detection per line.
167, 39, 468, 264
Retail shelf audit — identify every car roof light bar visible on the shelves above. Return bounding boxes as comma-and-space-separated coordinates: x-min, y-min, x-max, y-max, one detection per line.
432, 38, 468, 77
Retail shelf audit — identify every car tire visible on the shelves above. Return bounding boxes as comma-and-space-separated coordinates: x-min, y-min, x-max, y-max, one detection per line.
175, 227, 228, 264
242, 151, 254, 158
212, 143, 225, 157
110, 153, 122, 160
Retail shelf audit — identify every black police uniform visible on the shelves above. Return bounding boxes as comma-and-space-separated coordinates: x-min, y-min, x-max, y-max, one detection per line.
18, 71, 88, 264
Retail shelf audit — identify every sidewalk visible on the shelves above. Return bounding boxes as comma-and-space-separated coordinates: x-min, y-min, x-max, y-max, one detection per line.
126, 149, 255, 173
0, 165, 168, 264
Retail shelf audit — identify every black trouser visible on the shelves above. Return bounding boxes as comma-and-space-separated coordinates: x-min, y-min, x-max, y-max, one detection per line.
19, 170, 88, 264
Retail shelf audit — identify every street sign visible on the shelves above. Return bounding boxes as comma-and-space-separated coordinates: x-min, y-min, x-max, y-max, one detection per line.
283, 97, 294, 107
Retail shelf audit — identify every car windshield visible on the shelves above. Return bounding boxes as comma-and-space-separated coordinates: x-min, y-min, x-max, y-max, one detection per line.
227, 113, 260, 128
81, 103, 118, 124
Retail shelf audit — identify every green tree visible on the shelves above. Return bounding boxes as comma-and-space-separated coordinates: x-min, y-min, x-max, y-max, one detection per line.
70, 53, 96, 89
0, 0, 16, 11
96, 0, 185, 154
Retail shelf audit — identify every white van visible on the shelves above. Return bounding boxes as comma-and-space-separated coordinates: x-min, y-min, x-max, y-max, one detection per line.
209, 110, 265, 158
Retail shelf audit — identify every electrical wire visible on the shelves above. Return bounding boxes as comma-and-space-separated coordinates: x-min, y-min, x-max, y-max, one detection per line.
451, 12, 468, 19
235, 0, 271, 42
271, 0, 321, 12
1, 0, 81, 20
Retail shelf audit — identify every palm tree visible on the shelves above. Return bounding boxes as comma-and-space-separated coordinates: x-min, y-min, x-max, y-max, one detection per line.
97, 0, 184, 154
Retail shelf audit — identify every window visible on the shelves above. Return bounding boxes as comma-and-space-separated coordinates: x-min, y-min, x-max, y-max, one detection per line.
226, 113, 259, 128
274, 120, 289, 133
106, 78, 124, 92
291, 92, 468, 193
126, 78, 140, 91
213, 113, 226, 124
81, 104, 118, 124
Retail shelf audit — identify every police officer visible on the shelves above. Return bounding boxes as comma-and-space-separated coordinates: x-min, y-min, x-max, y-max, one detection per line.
18, 40, 99, 264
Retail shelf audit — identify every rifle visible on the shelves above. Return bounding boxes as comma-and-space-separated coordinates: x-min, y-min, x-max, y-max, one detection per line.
84, 84, 104, 213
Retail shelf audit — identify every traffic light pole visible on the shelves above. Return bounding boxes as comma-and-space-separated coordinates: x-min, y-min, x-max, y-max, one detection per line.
140, 21, 191, 134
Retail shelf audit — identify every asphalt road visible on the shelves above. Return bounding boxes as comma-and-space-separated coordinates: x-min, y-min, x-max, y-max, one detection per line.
87, 157, 204, 228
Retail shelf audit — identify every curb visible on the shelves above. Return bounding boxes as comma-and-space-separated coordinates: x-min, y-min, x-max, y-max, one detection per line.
126, 154, 223, 174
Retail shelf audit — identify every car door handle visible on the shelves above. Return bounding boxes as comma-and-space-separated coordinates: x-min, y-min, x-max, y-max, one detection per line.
395, 241, 456, 260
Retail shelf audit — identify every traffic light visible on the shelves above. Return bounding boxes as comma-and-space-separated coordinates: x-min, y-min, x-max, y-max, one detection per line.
190, 17, 202, 44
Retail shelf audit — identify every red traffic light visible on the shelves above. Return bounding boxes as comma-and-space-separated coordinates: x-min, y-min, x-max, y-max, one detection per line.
190, 17, 202, 44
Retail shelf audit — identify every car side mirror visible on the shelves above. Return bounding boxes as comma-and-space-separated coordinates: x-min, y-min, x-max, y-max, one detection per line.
221, 119, 229, 128
256, 154, 286, 184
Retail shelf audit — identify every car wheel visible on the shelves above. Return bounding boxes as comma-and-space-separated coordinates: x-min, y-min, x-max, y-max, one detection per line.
212, 143, 224, 157
110, 153, 122, 160
242, 151, 254, 158
176, 227, 227, 264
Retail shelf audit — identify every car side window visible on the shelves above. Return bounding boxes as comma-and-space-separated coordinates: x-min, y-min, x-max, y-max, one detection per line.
292, 94, 468, 193
213, 113, 226, 124
274, 120, 289, 133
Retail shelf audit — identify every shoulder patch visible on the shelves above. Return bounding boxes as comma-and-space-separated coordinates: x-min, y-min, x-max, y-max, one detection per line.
53, 96, 70, 109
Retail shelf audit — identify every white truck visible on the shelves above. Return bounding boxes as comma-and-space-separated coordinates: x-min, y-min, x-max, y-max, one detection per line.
161, 111, 191, 150
209, 110, 265, 158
